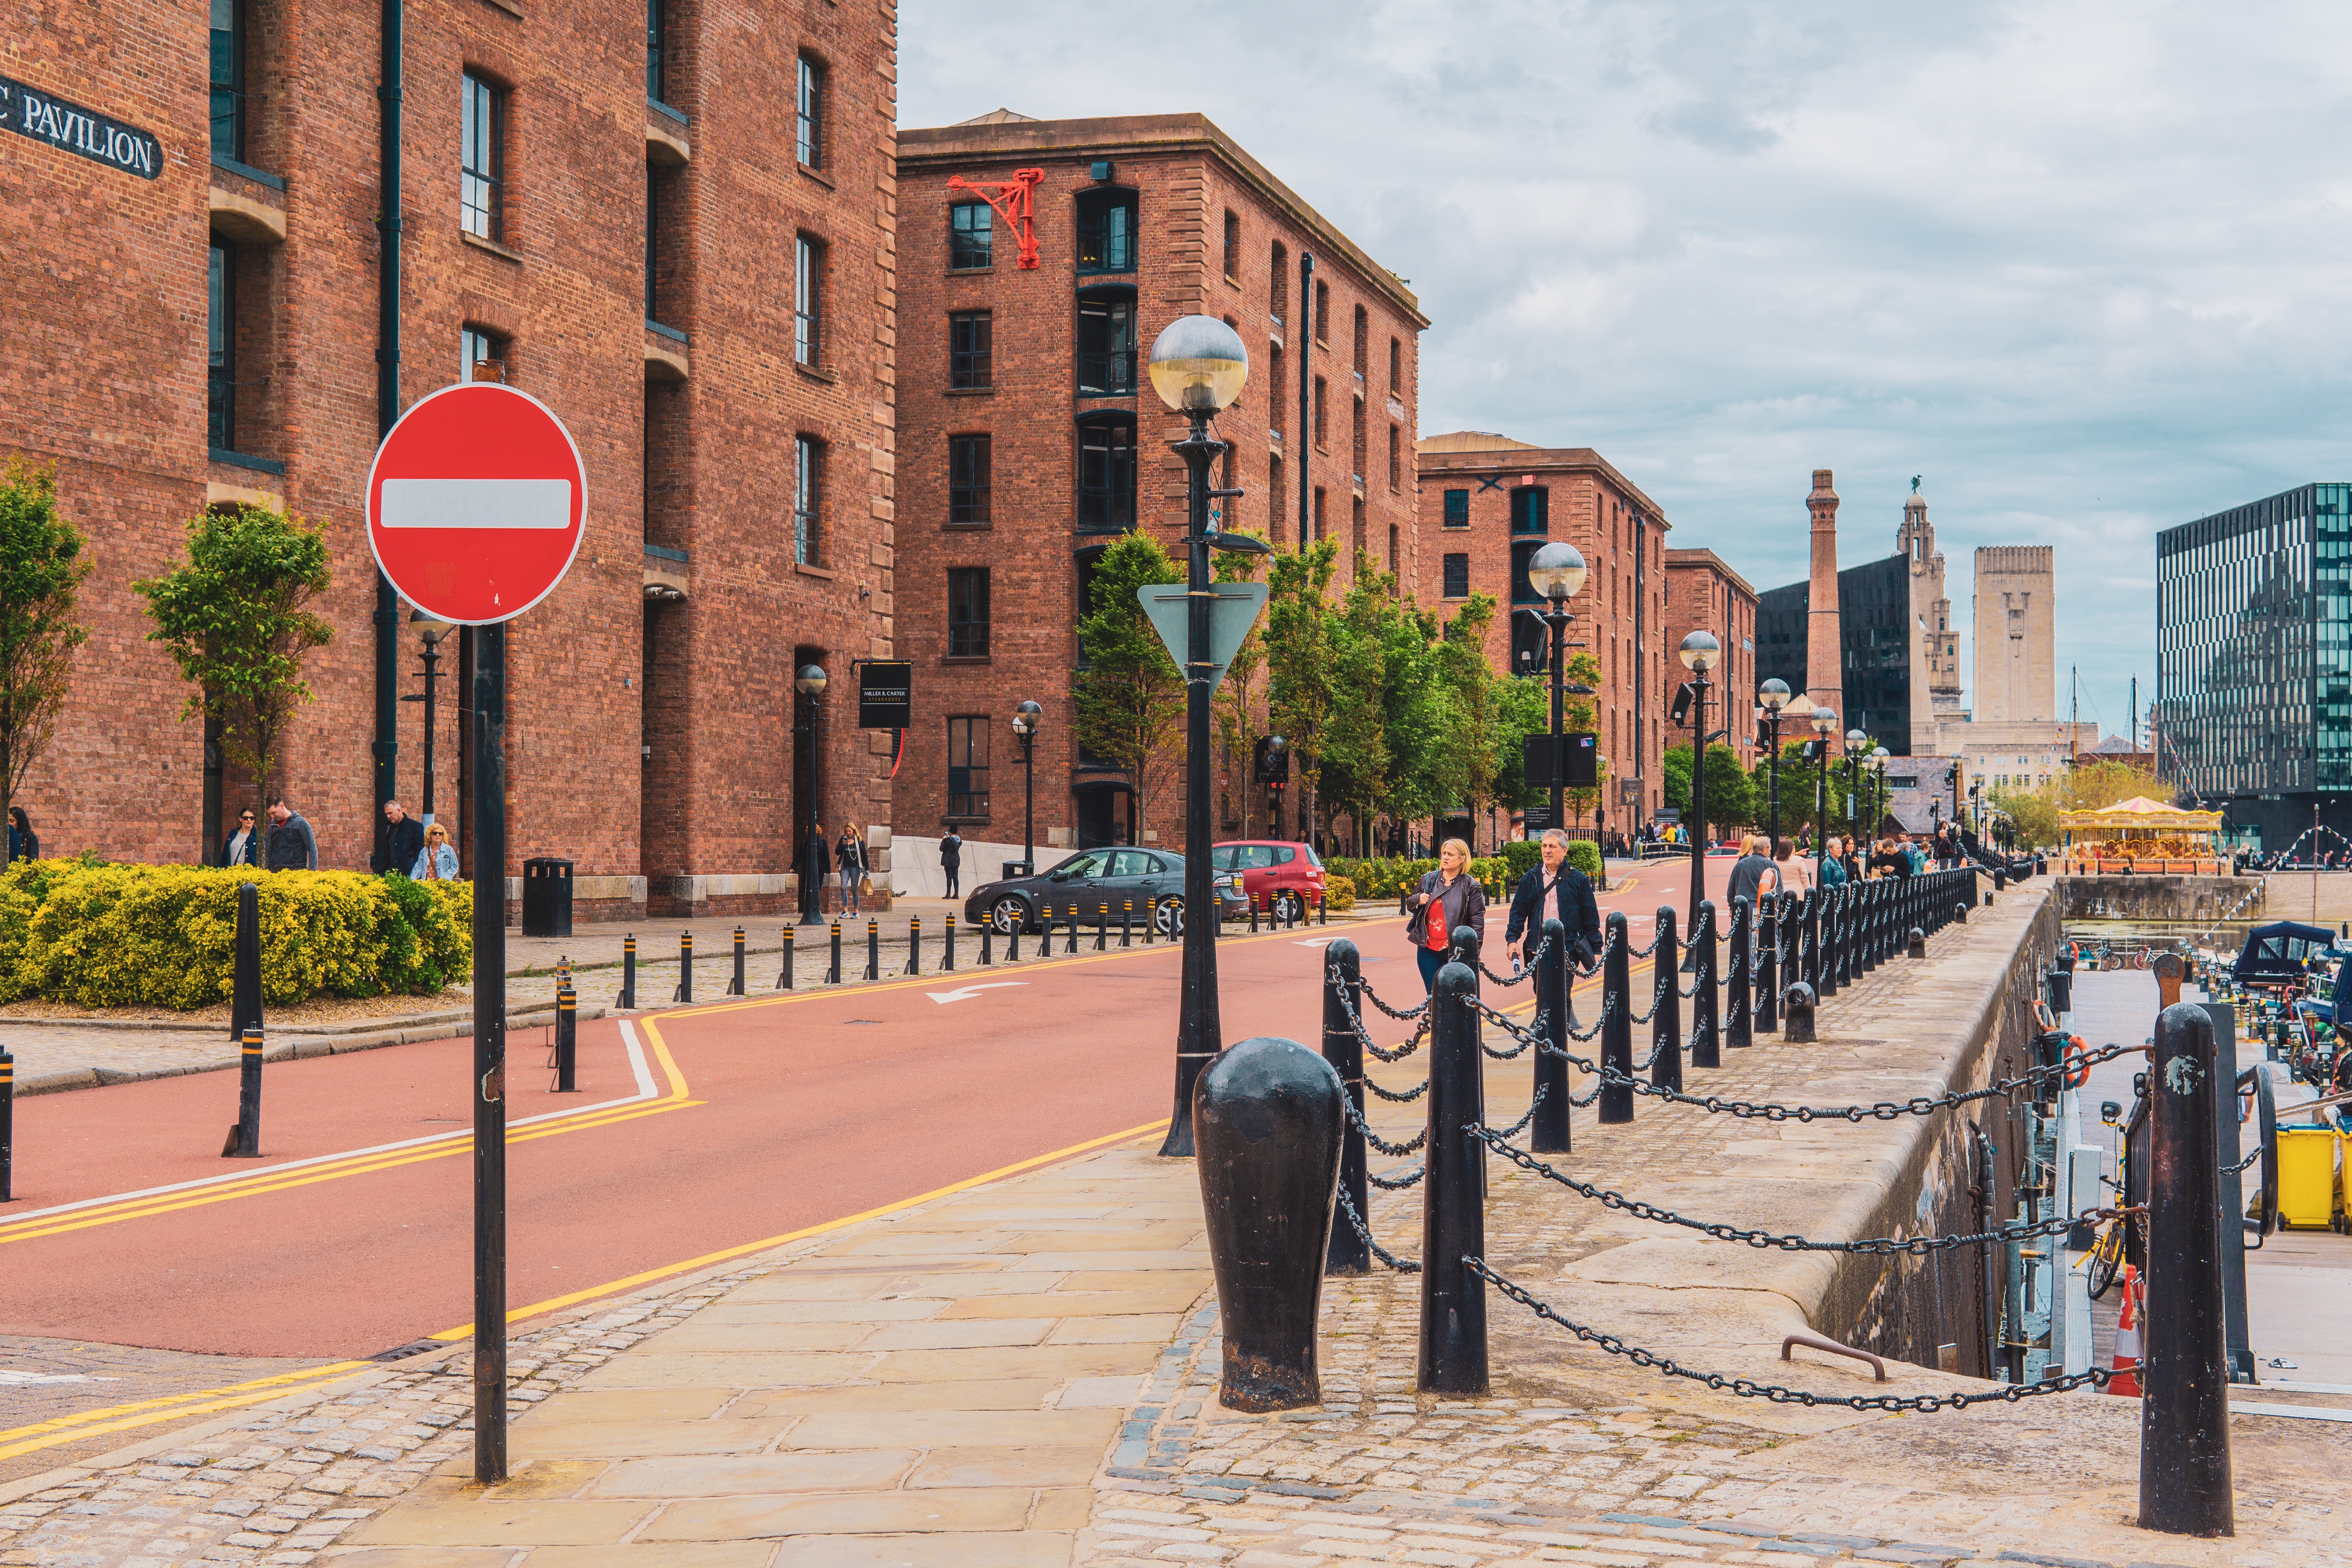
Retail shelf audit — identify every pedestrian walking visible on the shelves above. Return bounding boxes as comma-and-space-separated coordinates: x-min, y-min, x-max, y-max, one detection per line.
373, 799, 425, 876
836, 821, 867, 916
1773, 836, 1810, 896
8, 806, 38, 863
1505, 828, 1601, 973
265, 797, 318, 871
1817, 835, 1849, 887
1726, 833, 1780, 911
1405, 838, 1486, 994
221, 806, 260, 867
412, 822, 459, 880
939, 827, 964, 899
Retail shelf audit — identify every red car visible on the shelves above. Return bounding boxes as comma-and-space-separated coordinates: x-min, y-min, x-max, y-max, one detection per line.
1211, 840, 1326, 923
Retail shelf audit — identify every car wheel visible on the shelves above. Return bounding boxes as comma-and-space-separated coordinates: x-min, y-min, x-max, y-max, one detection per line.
990, 896, 1031, 935
1154, 896, 1185, 938
1274, 890, 1305, 925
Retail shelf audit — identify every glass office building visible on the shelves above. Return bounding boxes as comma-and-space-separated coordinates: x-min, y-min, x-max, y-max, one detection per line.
1755, 554, 1915, 753
2156, 482, 2352, 849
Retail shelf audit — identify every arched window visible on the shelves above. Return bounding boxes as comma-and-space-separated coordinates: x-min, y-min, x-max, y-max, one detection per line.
1076, 187, 1138, 274
1076, 413, 1136, 533
1076, 285, 1136, 396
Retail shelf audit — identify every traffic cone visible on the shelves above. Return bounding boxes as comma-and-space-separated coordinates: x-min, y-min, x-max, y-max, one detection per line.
2106, 1263, 2143, 1396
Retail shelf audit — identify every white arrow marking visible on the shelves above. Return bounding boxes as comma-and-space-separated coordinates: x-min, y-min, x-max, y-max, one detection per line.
1294, 938, 1333, 948
926, 982, 1030, 1005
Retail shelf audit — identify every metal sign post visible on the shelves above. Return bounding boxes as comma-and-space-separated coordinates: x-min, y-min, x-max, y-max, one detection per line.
470, 622, 507, 1482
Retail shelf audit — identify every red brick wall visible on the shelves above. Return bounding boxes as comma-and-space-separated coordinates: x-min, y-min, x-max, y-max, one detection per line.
1662, 552, 1760, 777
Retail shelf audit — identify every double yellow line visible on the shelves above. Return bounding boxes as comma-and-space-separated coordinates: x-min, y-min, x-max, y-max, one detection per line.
0, 1026, 696, 1250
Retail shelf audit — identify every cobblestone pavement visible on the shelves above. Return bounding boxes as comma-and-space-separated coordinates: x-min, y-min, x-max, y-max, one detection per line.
0, 1341, 336, 1486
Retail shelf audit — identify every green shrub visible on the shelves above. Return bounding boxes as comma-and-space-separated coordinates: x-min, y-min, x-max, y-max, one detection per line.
1500, 839, 1542, 879
1323, 874, 1356, 911
0, 860, 471, 1009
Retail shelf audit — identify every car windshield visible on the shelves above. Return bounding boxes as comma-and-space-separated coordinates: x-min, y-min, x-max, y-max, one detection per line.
1050, 852, 1107, 878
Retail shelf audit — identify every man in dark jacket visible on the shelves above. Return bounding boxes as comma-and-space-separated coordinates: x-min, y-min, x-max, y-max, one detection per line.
373, 800, 425, 876
265, 797, 318, 871
1504, 829, 1602, 973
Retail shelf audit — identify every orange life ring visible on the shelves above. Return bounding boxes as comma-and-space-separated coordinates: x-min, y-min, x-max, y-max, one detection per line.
2064, 1034, 2092, 1089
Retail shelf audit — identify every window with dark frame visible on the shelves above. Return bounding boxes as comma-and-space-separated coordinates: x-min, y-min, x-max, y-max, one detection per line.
461, 71, 503, 241
1076, 189, 1137, 273
1313, 376, 1326, 448
1314, 280, 1329, 343
644, 166, 661, 321
1443, 489, 1469, 526
1077, 416, 1135, 532
796, 54, 824, 169
1267, 343, 1284, 432
461, 325, 509, 383
949, 310, 992, 389
1313, 486, 1325, 540
210, 0, 245, 162
208, 243, 235, 451
1353, 305, 1368, 372
1443, 552, 1469, 598
948, 435, 991, 526
1222, 209, 1240, 281
1388, 425, 1400, 490
794, 434, 821, 565
1388, 335, 1400, 391
795, 234, 822, 365
645, 0, 664, 102
947, 568, 990, 658
1076, 289, 1135, 395
950, 202, 993, 269
1270, 241, 1287, 324
1511, 486, 1548, 534
946, 716, 990, 818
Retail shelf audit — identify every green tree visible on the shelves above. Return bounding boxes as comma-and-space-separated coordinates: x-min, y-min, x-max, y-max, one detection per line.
1211, 534, 1272, 837
1661, 741, 1752, 837
1071, 531, 1186, 841
0, 458, 92, 845
1434, 596, 1506, 846
133, 502, 333, 826
1265, 539, 1343, 843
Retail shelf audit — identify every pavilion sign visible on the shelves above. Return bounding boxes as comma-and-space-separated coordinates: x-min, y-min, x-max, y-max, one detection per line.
2, 74, 162, 180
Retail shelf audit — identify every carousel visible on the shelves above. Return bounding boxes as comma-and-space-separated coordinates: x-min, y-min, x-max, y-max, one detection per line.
2059, 796, 2226, 874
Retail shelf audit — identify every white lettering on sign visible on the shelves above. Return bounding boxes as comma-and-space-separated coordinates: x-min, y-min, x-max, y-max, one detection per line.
378, 478, 573, 529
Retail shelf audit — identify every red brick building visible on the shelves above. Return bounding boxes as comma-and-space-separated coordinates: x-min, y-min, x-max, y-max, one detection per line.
1411, 434, 1672, 826
889, 112, 1425, 877
1661, 548, 1759, 768
3, 0, 897, 916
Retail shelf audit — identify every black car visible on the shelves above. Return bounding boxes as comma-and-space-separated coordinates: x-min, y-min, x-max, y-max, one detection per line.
963, 848, 1248, 936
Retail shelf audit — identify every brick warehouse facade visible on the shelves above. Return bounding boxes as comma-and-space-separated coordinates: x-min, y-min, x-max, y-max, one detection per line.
1661, 547, 1758, 770
1411, 433, 1673, 828
890, 112, 1426, 871
3, 0, 897, 918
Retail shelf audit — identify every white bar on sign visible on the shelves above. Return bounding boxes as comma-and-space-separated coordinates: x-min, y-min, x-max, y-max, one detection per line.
379, 477, 573, 528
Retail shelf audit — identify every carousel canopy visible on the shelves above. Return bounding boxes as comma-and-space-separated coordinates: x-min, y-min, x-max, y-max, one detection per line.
2058, 795, 2223, 833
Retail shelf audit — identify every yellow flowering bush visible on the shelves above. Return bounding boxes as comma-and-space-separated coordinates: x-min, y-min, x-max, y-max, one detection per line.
1323, 875, 1357, 912
0, 858, 471, 1009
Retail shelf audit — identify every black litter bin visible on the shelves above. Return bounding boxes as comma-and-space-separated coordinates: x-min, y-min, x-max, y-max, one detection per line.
523, 857, 573, 937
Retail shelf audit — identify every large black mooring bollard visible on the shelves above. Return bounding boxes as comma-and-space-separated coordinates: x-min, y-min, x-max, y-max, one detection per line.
554, 979, 578, 1091
1690, 900, 1719, 1069
1755, 892, 1780, 1034
1321, 939, 1370, 1274
1194, 1036, 1345, 1410
1599, 911, 1634, 1124
1650, 907, 1682, 1091
231, 878, 263, 1045
2140, 1002, 2234, 1538
1781, 980, 1817, 1043
1419, 961, 1488, 1396
619, 932, 638, 1009
1725, 897, 1753, 1051
1908, 926, 1927, 960
1531, 917, 1571, 1152
223, 1025, 262, 1158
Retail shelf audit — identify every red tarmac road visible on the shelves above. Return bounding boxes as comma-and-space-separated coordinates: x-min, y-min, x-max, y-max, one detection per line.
0, 858, 1728, 1363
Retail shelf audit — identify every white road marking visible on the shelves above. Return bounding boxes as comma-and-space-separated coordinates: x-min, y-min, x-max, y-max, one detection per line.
926, 983, 1030, 1005
0, 1369, 118, 1386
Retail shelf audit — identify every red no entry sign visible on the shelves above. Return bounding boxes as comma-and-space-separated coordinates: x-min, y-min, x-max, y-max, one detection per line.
366, 382, 588, 624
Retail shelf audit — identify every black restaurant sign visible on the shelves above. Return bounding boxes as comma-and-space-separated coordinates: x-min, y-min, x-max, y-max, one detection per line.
2, 74, 163, 180
857, 661, 912, 730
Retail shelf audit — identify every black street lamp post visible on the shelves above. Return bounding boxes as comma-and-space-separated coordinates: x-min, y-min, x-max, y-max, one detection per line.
1147, 315, 1263, 1159
1013, 699, 1042, 877
795, 664, 828, 925
1679, 632, 1721, 922
1808, 706, 1837, 959
1870, 746, 1891, 845
409, 610, 454, 824
1526, 544, 1590, 835
1757, 678, 1789, 850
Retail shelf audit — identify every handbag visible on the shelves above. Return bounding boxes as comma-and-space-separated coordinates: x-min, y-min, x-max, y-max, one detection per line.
858, 873, 874, 896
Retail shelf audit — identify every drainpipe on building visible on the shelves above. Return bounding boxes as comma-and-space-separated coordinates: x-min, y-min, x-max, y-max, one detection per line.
373, 0, 405, 825
1633, 510, 1645, 826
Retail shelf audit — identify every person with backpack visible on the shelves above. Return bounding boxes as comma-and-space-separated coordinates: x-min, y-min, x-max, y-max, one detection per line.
1405, 838, 1486, 994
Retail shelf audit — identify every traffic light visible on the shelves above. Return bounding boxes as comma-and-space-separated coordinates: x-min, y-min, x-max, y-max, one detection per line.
1254, 735, 1290, 786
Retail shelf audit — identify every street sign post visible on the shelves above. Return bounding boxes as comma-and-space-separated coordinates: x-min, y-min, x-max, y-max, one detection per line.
366, 381, 587, 1486
1136, 582, 1269, 694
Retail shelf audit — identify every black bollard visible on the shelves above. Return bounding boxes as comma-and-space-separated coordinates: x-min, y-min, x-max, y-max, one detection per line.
779, 926, 795, 989
1797, 893, 1818, 988
981, 920, 995, 965
909, 917, 921, 976
675, 931, 694, 1004
1007, 915, 1021, 962
1954, 897, 1967, 925
1095, 913, 1107, 951
1726, 896, 1753, 1051
1195, 1036, 1345, 1410
223, 1025, 262, 1158
1123, 900, 1134, 946
1756, 892, 1780, 1034
1145, 898, 1157, 944
2140, 1001, 2234, 1538
1322, 938, 1370, 1274
1781, 980, 1817, 1043
829, 920, 843, 983
1532, 917, 1571, 1152
1, 1048, 14, 1201
1815, 889, 1837, 999
619, 931, 638, 1009
1908, 926, 1926, 960
1420, 961, 1488, 1395
1249, 893, 1261, 933
729, 925, 747, 995
1318, 893, 1327, 926
1993, 867, 2008, 893
943, 912, 956, 972
1599, 911, 1634, 1124
1065, 907, 1080, 955
554, 980, 578, 1091
1781, 890, 1804, 991
1691, 900, 1719, 1069
867, 917, 880, 981
230, 878, 263, 1044
1650, 907, 1681, 1091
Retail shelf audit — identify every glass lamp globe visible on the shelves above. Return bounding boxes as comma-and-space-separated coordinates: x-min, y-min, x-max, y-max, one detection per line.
794, 664, 828, 696
1871, 747, 1891, 761
1013, 699, 1044, 736
1528, 542, 1587, 602
1846, 729, 1867, 750
1147, 316, 1250, 413
410, 608, 456, 646
1759, 678, 1790, 714
1678, 630, 1720, 672
1813, 707, 1840, 735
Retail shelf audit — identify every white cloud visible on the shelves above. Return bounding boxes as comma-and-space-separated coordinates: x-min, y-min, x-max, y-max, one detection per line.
901, 0, 2352, 737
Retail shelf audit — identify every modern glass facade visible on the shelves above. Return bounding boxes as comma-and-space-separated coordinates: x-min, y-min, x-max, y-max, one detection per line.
1753, 555, 1914, 754
2156, 483, 2352, 842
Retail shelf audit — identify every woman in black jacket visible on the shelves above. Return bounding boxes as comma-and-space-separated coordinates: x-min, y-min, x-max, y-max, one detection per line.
221, 807, 260, 867
1405, 838, 1486, 993
835, 822, 867, 916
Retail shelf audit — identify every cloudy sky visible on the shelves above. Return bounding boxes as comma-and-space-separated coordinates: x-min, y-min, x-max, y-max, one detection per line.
901, 0, 2352, 742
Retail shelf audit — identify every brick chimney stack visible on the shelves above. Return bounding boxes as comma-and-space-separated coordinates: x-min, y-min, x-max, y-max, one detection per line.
1806, 468, 1843, 731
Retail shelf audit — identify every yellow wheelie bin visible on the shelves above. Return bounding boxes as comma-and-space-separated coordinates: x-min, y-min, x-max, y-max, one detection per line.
2273, 1126, 2342, 1229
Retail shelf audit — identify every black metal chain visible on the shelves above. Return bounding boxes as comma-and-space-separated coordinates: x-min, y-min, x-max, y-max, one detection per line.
1624, 964, 1667, 1026
1367, 1162, 1425, 1190
1481, 1009, 1548, 1060
1477, 930, 1552, 988
1341, 1091, 1428, 1156
1352, 971, 1428, 1020
2223, 1145, 2263, 1176
1471, 1258, 2111, 1408
1331, 979, 1429, 1063
1538, 1040, 2146, 1121
1336, 1184, 1420, 1272
1476, 1129, 2138, 1255
1485, 1086, 1546, 1140
1365, 1074, 1430, 1103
